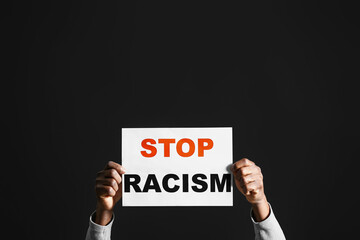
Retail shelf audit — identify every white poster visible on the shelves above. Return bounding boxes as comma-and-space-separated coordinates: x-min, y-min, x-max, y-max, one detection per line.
121, 127, 233, 206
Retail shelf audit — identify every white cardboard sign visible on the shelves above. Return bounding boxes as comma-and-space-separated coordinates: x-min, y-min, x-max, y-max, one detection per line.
121, 127, 233, 206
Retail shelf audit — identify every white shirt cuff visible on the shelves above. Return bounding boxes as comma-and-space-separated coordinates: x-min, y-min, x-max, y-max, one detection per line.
86, 211, 114, 240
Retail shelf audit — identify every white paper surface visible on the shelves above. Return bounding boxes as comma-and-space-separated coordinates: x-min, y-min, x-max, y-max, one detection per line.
121, 127, 233, 206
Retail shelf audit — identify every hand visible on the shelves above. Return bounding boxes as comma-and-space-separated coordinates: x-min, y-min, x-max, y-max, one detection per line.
231, 158, 270, 221
94, 161, 125, 225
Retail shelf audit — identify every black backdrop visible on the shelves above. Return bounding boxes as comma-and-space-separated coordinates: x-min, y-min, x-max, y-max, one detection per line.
3, 1, 359, 239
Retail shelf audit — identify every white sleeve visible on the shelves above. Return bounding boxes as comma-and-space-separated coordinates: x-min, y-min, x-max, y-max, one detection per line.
85, 211, 114, 240
85, 204, 285, 240
251, 203, 286, 240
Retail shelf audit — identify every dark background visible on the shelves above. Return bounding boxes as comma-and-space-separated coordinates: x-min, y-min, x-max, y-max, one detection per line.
3, 0, 359, 239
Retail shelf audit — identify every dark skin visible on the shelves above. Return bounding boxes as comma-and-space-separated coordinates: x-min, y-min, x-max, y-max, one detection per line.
94, 158, 270, 225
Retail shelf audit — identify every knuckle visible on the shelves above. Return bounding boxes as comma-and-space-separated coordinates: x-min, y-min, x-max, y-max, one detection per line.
244, 158, 252, 164
106, 161, 116, 170
106, 161, 112, 168
110, 169, 117, 177
110, 179, 117, 188
241, 176, 248, 184
232, 163, 239, 171
105, 186, 112, 194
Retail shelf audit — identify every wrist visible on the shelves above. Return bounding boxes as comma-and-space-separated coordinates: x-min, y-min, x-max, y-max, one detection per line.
251, 197, 270, 222
250, 196, 268, 208
95, 204, 113, 226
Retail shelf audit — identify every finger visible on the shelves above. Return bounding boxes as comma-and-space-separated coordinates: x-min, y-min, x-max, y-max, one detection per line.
231, 158, 254, 172
101, 169, 122, 185
104, 161, 126, 175
98, 178, 119, 192
235, 165, 257, 179
95, 184, 116, 198
238, 174, 255, 186
242, 181, 260, 195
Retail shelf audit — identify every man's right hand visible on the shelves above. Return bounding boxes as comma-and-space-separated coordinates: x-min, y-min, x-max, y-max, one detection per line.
94, 161, 125, 225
